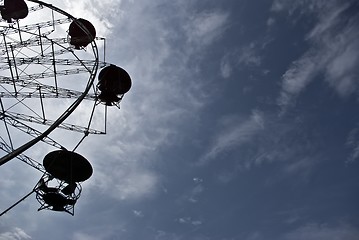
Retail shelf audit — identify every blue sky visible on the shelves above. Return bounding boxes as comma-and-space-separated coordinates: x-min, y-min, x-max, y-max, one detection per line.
1, 0, 359, 239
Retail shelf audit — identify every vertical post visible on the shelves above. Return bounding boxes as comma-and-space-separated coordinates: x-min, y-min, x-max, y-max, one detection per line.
0, 98, 14, 149
104, 104, 107, 134
103, 38, 106, 63
38, 27, 44, 56
3, 34, 17, 94
38, 87, 46, 121
51, 40, 58, 96
10, 45, 19, 85
17, 20, 23, 44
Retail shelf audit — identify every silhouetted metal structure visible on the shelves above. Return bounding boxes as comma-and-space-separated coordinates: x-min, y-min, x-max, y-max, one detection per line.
0, 0, 131, 216
34, 150, 92, 215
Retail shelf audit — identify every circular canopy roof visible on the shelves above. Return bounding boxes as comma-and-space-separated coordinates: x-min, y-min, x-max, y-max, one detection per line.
43, 150, 93, 182
98, 65, 132, 95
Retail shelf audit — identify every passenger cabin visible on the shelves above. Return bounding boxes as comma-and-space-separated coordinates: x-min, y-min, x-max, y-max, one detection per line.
0, 0, 28, 23
35, 150, 92, 215
98, 65, 132, 106
68, 18, 96, 49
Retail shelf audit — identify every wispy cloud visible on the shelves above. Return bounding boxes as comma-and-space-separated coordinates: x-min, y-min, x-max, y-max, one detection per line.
89, 164, 159, 200
73, 232, 98, 240
109, 4, 231, 196
0, 228, 31, 240
185, 10, 229, 47
201, 111, 322, 185
274, 0, 359, 112
282, 223, 359, 240
176, 177, 205, 204
67, 0, 230, 202
154, 230, 181, 240
237, 43, 263, 67
346, 127, 359, 163
133, 209, 144, 217
177, 216, 203, 226
220, 41, 264, 79
277, 49, 324, 111
1, 0, 229, 235
63, 0, 122, 36
220, 56, 232, 78
198, 110, 265, 165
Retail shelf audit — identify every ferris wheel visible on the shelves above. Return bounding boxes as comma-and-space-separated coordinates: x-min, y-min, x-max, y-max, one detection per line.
0, 0, 131, 216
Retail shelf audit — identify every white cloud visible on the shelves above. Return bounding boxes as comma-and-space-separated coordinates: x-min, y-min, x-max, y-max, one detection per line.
282, 223, 359, 240
89, 163, 158, 200
193, 177, 203, 183
154, 230, 181, 240
62, 0, 121, 36
271, 1, 285, 12
306, 2, 350, 39
220, 57, 232, 78
346, 128, 359, 163
324, 36, 359, 97
216, 171, 236, 184
177, 217, 202, 226
191, 220, 203, 226
185, 11, 229, 46
274, 0, 359, 112
246, 232, 263, 240
267, 17, 275, 27
237, 43, 262, 67
75, 1, 232, 203
199, 110, 265, 165
277, 50, 323, 110
204, 112, 322, 182
176, 180, 205, 204
219, 41, 264, 80
73, 232, 98, 240
284, 157, 315, 174
133, 209, 144, 217
0, 227, 31, 240
59, 0, 223, 202
271, 0, 337, 16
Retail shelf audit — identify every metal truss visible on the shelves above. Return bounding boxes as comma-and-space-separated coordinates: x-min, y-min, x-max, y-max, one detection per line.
0, 18, 72, 35
5, 111, 105, 135
1, 57, 106, 67
1, 67, 92, 81
0, 37, 69, 49
0, 113, 65, 149
0, 136, 45, 172
0, 77, 97, 100
0, 90, 97, 100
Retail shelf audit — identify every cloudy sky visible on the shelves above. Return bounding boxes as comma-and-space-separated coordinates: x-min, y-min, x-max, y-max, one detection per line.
1, 0, 359, 239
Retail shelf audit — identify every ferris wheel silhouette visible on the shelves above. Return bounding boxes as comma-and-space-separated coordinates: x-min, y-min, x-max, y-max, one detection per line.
0, 0, 131, 216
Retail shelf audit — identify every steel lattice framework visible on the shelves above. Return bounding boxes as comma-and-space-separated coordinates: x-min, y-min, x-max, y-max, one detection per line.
0, 0, 118, 216
0, 0, 131, 217
0, 0, 104, 168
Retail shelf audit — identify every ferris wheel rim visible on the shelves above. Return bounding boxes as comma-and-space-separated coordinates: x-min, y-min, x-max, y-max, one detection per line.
0, 0, 100, 167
